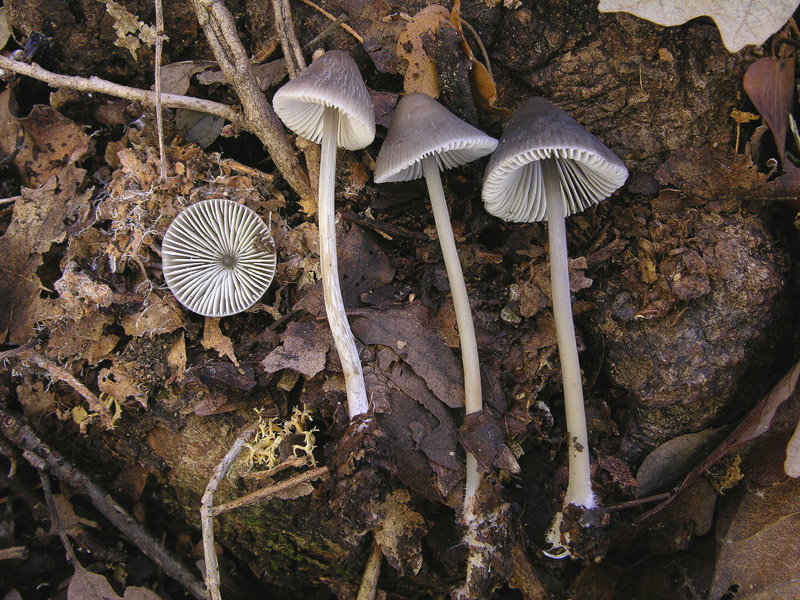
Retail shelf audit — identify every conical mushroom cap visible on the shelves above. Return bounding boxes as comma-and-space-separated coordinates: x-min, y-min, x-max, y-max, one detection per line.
273, 50, 375, 150
482, 97, 628, 222
162, 199, 277, 317
374, 93, 498, 183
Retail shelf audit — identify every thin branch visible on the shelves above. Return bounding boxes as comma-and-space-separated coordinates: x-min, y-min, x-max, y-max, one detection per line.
356, 537, 382, 600
154, 0, 168, 181
211, 466, 328, 515
0, 546, 29, 561
0, 408, 207, 600
0, 54, 240, 125
39, 470, 80, 567
298, 0, 364, 43
272, 0, 306, 78
192, 0, 313, 202
200, 423, 258, 600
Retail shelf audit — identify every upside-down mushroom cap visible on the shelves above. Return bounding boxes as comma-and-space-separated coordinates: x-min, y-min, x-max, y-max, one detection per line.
162, 199, 277, 317
374, 93, 498, 183
482, 97, 628, 222
272, 50, 375, 151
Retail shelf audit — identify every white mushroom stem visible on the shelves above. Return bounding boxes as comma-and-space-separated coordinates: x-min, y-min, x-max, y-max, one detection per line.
319, 106, 369, 418
543, 158, 596, 556
422, 155, 482, 505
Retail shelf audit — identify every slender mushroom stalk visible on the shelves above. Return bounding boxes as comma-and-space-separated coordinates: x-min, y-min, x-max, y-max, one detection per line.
482, 98, 628, 558
374, 93, 497, 511
273, 51, 376, 419
161, 198, 277, 317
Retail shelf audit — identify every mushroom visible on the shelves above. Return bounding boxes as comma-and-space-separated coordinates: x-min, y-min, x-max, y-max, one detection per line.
374, 93, 498, 507
162, 198, 277, 317
273, 50, 376, 418
482, 97, 628, 557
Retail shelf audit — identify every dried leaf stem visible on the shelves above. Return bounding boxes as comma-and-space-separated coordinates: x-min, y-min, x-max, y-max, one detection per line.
298, 0, 364, 43
356, 537, 382, 600
0, 408, 207, 600
191, 0, 313, 202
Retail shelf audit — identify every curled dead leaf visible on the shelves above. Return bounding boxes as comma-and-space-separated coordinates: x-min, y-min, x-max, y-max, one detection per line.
396, 5, 452, 97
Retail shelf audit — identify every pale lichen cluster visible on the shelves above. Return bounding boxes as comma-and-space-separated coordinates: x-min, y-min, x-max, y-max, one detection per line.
244, 406, 317, 470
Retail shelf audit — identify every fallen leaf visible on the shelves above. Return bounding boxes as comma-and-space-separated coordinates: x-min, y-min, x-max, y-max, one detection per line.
333, 0, 405, 74
396, 5, 452, 97
0, 90, 91, 187
98, 364, 149, 408
352, 303, 465, 408
68, 567, 160, 600
0, 165, 92, 343
202, 317, 239, 367
120, 294, 185, 338
459, 410, 520, 474
598, 0, 800, 53
165, 332, 186, 384
744, 56, 795, 165
636, 428, 721, 497
0, 8, 11, 51
99, 0, 157, 61
195, 362, 256, 392
710, 477, 800, 599
159, 60, 216, 95
261, 320, 332, 379
174, 109, 225, 149
372, 489, 429, 576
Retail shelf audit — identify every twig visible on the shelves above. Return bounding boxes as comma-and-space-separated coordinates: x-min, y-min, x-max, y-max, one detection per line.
356, 537, 382, 600
304, 15, 349, 51
0, 339, 37, 363
191, 0, 313, 202
242, 455, 307, 479
211, 466, 328, 515
17, 350, 113, 429
38, 469, 80, 567
0, 54, 240, 124
272, 0, 306, 78
0, 409, 207, 600
200, 423, 258, 600
339, 210, 431, 241
0, 546, 29, 561
154, 0, 168, 181
298, 0, 364, 43
604, 492, 671, 512
0, 195, 21, 206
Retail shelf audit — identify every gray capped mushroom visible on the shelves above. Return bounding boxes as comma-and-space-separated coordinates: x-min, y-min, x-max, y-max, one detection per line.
162, 198, 277, 318
375, 92, 497, 510
482, 97, 628, 558
273, 50, 376, 419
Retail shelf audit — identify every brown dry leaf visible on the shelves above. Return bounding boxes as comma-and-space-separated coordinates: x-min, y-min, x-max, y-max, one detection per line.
98, 364, 149, 408
0, 90, 91, 187
396, 5, 452, 97
201, 317, 239, 367
786, 419, 800, 478
165, 333, 187, 385
120, 294, 185, 338
449, 0, 510, 115
459, 411, 520, 474
334, 0, 405, 74
262, 320, 332, 379
16, 376, 56, 424
46, 311, 119, 365
636, 428, 721, 497
598, 0, 800, 52
159, 60, 216, 95
99, 0, 157, 61
372, 489, 429, 576
744, 56, 795, 165
711, 477, 800, 599
0, 165, 92, 343
68, 567, 160, 600
0, 8, 10, 50
352, 303, 465, 408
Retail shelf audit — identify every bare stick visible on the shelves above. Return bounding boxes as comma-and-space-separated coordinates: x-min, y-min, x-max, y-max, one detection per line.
212, 466, 328, 515
0, 54, 240, 124
17, 350, 113, 429
201, 423, 258, 600
154, 0, 167, 181
356, 537, 382, 600
0, 546, 29, 561
0, 409, 207, 600
272, 0, 306, 78
298, 0, 364, 43
191, 0, 313, 202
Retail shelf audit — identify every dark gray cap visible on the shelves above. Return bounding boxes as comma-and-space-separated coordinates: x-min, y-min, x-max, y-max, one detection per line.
482, 97, 628, 222
273, 50, 375, 150
162, 199, 277, 317
374, 93, 498, 183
